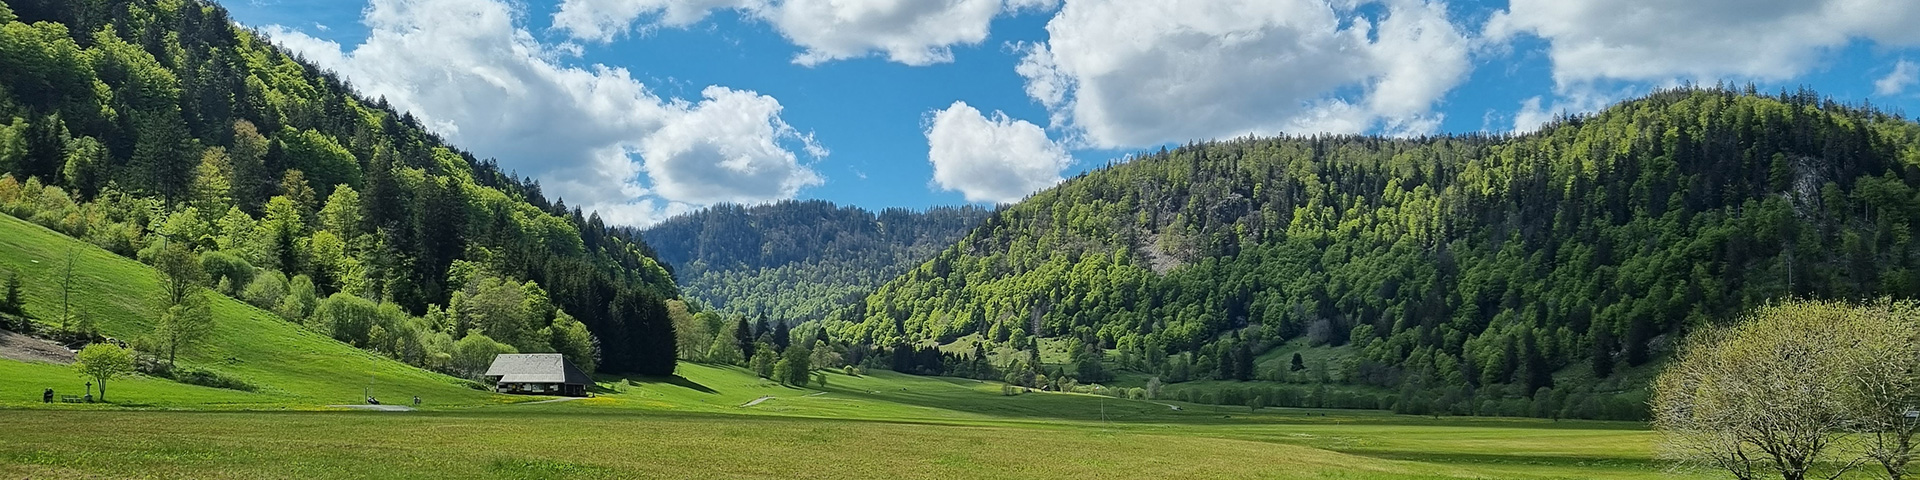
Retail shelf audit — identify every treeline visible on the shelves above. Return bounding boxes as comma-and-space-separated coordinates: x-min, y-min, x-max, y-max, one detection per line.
831, 87, 1920, 419
642, 200, 989, 322
0, 0, 677, 374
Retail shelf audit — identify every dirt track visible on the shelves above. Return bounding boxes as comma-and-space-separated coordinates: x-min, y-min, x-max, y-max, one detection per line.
0, 329, 74, 364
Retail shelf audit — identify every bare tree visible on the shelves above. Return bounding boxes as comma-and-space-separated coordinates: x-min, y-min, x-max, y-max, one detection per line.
1841, 300, 1920, 480
1653, 300, 1882, 480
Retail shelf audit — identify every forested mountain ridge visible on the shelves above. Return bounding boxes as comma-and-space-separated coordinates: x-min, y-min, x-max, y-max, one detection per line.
830, 87, 1920, 418
0, 0, 678, 374
641, 200, 990, 322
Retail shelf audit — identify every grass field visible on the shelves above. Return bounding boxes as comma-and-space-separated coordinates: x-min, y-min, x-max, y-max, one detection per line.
1, 361, 1708, 479
0, 212, 1733, 479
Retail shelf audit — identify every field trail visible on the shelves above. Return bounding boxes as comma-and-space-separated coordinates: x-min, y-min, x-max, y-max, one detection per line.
0, 329, 73, 364
515, 397, 584, 406
741, 396, 774, 407
328, 405, 414, 412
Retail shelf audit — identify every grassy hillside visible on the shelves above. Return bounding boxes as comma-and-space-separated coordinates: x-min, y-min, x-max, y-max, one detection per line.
835, 88, 1920, 419
0, 213, 499, 407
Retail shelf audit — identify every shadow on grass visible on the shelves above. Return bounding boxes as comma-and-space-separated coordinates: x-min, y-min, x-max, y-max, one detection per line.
662, 375, 717, 394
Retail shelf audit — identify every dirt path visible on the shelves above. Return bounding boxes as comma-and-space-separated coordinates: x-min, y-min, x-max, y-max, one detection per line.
740, 396, 774, 407
516, 397, 584, 406
328, 405, 415, 412
0, 329, 74, 364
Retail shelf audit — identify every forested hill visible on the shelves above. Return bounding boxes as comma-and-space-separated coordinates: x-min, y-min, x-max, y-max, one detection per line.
832, 87, 1920, 418
0, 0, 679, 374
641, 200, 989, 322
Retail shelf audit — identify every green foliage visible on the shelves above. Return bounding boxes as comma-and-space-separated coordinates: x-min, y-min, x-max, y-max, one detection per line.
279, 129, 359, 196
749, 344, 777, 379
547, 312, 597, 373
311, 292, 379, 347
838, 88, 1920, 420
1653, 299, 1920, 480
644, 200, 990, 323
450, 332, 516, 380
706, 329, 744, 365
240, 269, 287, 311
277, 274, 317, 322
73, 342, 133, 401
152, 290, 213, 365
148, 239, 206, 307
199, 250, 253, 296
0, 212, 495, 405
0, 268, 21, 316
0, 0, 680, 375
776, 343, 811, 385
458, 275, 533, 351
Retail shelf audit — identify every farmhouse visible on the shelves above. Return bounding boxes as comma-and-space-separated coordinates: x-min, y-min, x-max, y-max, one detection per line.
482, 354, 592, 397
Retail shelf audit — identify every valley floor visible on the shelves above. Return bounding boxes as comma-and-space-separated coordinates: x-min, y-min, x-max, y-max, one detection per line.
1, 361, 1720, 479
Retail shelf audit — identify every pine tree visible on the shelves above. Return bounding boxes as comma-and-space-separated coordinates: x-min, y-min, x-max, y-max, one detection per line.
734, 318, 755, 361
1, 270, 22, 316
1591, 329, 1617, 379
772, 320, 791, 352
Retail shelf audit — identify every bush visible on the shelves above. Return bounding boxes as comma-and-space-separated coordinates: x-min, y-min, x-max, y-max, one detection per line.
200, 251, 255, 296
172, 367, 257, 392
242, 270, 289, 310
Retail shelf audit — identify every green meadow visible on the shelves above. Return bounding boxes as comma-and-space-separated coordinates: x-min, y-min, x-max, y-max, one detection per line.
1, 199, 1701, 479
1, 363, 1695, 480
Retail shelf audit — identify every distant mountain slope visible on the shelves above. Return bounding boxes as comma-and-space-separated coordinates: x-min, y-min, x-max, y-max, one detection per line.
0, 0, 676, 374
642, 200, 990, 322
835, 88, 1920, 419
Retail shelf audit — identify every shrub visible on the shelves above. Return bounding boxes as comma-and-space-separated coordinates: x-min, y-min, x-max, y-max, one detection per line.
200, 251, 255, 296
173, 367, 257, 392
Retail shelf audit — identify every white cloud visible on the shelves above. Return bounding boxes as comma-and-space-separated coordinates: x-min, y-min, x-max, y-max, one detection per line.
263, 0, 822, 227
1511, 96, 1550, 134
552, 0, 1057, 66
553, 0, 761, 42
641, 86, 824, 205
1877, 60, 1919, 97
1487, 0, 1920, 88
926, 101, 1071, 204
1017, 0, 1471, 149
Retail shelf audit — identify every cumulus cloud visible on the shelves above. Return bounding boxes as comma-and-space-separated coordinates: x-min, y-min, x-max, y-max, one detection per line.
642, 86, 824, 204
1487, 0, 1920, 88
1016, 0, 1471, 149
1511, 96, 1551, 134
553, 0, 760, 42
926, 102, 1072, 204
1877, 60, 1919, 97
552, 0, 1057, 66
262, 0, 821, 226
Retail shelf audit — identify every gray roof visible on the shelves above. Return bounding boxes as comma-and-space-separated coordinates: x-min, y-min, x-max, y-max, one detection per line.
483, 354, 592, 385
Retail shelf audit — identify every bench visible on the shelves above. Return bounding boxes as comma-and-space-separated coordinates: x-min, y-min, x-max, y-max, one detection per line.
59, 395, 87, 403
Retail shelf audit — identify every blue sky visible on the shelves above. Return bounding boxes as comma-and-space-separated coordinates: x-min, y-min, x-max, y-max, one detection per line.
225, 0, 1920, 226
